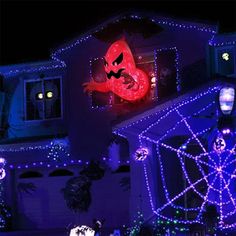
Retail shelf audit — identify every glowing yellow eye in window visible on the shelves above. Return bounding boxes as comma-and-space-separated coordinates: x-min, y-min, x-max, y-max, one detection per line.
37, 92, 43, 100
46, 91, 53, 99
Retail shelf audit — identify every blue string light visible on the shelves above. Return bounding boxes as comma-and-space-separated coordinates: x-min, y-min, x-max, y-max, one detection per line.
6, 158, 130, 170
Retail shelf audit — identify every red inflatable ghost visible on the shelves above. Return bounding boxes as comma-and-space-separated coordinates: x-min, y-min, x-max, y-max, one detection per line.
83, 39, 150, 102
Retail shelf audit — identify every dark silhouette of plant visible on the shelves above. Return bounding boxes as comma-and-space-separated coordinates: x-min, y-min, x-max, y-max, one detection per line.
62, 176, 91, 212
79, 161, 105, 181
202, 204, 219, 235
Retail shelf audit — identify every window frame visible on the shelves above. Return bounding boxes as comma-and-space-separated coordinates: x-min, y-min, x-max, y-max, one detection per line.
24, 76, 63, 122
215, 45, 236, 76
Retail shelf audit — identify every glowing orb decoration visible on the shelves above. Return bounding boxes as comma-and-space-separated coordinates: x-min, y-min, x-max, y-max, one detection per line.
36, 92, 43, 100
0, 157, 6, 169
134, 147, 149, 161
222, 52, 230, 61
219, 87, 235, 115
46, 91, 53, 99
138, 87, 236, 229
213, 137, 226, 152
69, 225, 95, 236
83, 39, 149, 102
0, 169, 6, 180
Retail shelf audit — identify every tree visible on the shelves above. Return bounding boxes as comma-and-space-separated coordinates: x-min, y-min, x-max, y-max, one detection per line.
62, 175, 92, 212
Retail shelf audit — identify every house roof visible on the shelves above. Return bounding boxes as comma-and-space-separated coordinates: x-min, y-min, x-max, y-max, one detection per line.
0, 11, 218, 79
51, 11, 218, 57
209, 32, 236, 46
113, 78, 236, 139
0, 60, 65, 78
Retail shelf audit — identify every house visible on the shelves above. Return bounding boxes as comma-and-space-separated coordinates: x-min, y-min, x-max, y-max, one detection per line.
0, 11, 235, 233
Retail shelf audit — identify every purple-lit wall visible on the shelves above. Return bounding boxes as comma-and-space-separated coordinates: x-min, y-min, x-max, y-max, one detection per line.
6, 167, 129, 230
58, 20, 215, 162
0, 14, 219, 230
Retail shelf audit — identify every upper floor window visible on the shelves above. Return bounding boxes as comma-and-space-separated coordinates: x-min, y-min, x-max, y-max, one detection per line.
24, 77, 62, 120
216, 46, 235, 76
90, 48, 179, 111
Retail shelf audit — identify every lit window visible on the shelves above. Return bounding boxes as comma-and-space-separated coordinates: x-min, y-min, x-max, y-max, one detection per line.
25, 77, 62, 120
216, 47, 235, 75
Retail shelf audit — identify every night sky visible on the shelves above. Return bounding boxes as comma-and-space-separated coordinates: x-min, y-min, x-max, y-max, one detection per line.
0, 1, 235, 65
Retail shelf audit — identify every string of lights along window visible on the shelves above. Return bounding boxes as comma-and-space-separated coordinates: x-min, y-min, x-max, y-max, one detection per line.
122, 86, 236, 230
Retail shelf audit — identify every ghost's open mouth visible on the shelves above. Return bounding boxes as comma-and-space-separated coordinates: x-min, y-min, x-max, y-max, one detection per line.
106, 68, 125, 79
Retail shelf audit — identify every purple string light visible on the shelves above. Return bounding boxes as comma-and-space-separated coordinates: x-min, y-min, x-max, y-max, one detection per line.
121, 85, 236, 229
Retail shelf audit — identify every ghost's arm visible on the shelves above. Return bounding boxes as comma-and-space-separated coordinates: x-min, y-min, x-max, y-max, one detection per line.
83, 80, 110, 93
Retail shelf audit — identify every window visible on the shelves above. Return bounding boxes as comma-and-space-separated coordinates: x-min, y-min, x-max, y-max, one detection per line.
25, 77, 62, 120
19, 171, 43, 178
49, 169, 74, 177
89, 48, 179, 111
155, 48, 178, 99
90, 52, 157, 108
216, 46, 235, 75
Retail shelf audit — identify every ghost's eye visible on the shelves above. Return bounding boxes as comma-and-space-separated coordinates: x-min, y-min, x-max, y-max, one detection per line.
104, 58, 108, 67
112, 53, 123, 66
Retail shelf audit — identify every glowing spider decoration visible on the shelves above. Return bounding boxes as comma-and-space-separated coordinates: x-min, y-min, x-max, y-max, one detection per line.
213, 137, 226, 153
138, 87, 236, 229
134, 147, 149, 161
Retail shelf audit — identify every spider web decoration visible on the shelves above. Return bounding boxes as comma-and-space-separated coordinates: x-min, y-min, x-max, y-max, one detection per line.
138, 86, 236, 230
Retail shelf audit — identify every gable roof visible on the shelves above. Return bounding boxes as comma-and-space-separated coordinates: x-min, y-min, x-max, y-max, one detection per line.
0, 60, 65, 78
51, 11, 218, 58
0, 11, 218, 79
113, 78, 235, 138
209, 32, 236, 46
